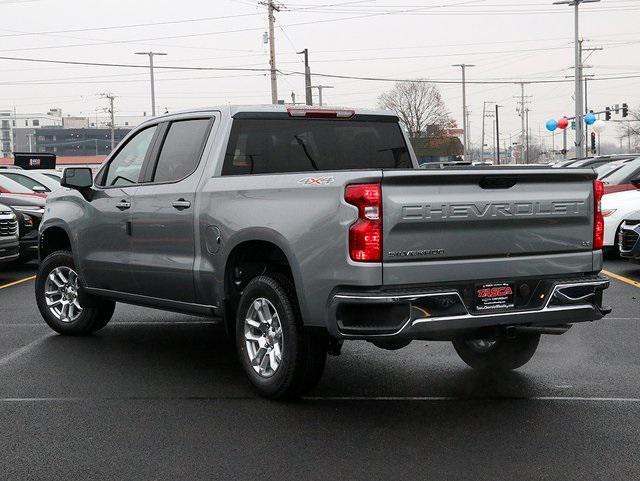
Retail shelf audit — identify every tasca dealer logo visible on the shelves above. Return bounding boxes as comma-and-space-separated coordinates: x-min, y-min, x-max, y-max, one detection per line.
401, 200, 586, 220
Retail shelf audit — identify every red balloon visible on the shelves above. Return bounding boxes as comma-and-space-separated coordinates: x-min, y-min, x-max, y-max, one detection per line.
557, 117, 569, 130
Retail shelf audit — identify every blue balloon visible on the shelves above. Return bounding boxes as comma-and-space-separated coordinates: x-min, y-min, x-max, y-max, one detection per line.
584, 113, 596, 125
546, 119, 558, 132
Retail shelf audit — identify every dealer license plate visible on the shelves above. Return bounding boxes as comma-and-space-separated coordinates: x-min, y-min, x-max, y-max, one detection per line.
475, 282, 515, 311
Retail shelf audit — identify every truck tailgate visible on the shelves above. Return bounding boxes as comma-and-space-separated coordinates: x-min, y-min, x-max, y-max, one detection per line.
382, 168, 596, 284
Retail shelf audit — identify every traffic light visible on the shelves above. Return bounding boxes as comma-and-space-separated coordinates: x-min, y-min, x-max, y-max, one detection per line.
591, 132, 596, 154
622, 103, 629, 118
605, 107, 611, 121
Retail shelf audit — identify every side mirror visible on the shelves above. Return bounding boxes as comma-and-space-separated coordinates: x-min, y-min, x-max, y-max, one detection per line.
61, 168, 93, 190
630, 177, 640, 188
32, 185, 48, 193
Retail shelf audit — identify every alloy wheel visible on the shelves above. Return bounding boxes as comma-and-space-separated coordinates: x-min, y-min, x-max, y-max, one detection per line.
44, 266, 83, 323
244, 298, 284, 378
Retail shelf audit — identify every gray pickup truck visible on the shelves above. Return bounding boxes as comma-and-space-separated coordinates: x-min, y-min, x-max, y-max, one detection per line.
36, 105, 610, 398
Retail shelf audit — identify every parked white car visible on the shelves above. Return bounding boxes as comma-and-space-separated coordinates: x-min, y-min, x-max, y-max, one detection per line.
0, 169, 61, 194
602, 188, 640, 248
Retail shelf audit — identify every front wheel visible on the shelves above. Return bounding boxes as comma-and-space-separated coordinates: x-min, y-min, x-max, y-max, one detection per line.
452, 334, 540, 371
36, 250, 115, 335
236, 274, 327, 399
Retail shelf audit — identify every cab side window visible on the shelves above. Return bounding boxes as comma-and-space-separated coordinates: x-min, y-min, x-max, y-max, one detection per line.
102, 125, 158, 187
152, 119, 211, 183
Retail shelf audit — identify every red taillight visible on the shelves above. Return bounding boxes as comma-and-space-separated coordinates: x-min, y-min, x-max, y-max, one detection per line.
593, 180, 605, 250
345, 183, 382, 262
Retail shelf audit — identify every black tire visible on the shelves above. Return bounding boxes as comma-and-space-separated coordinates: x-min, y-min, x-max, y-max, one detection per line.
235, 274, 327, 399
452, 334, 540, 371
36, 250, 116, 336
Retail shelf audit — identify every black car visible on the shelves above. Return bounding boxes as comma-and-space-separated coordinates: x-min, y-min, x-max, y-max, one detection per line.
0, 204, 19, 264
0, 193, 45, 262
597, 156, 640, 194
619, 212, 640, 263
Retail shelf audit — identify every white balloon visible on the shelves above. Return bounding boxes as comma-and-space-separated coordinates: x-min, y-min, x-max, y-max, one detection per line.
592, 120, 607, 134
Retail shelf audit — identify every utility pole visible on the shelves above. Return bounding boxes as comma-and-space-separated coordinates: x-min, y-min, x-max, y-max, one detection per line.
582, 44, 602, 150
466, 111, 472, 159
297, 49, 312, 106
553, 0, 600, 158
491, 115, 496, 163
312, 85, 334, 107
481, 101, 494, 162
263, 0, 280, 104
525, 107, 530, 163
514, 82, 531, 164
101, 93, 116, 151
481, 101, 486, 162
452, 64, 475, 159
134, 51, 167, 117
495, 104, 502, 165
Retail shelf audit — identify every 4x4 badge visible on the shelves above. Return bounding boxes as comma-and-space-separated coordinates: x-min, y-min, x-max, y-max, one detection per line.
298, 176, 335, 185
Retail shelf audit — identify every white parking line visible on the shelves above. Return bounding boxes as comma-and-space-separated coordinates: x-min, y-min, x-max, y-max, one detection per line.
0, 334, 49, 368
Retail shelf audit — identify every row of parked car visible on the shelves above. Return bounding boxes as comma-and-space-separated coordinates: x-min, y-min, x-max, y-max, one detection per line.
0, 166, 61, 264
553, 154, 640, 263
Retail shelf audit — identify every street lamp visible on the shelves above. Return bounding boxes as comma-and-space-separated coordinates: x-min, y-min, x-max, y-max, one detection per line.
135, 52, 167, 117
552, 0, 600, 158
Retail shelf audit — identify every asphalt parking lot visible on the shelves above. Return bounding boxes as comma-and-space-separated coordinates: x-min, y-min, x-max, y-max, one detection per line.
0, 260, 639, 480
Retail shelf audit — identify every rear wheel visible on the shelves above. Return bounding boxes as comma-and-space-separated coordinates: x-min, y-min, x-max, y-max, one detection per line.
452, 334, 540, 371
36, 250, 115, 335
236, 274, 327, 399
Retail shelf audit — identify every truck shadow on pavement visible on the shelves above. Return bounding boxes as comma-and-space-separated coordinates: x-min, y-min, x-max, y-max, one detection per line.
0, 321, 540, 401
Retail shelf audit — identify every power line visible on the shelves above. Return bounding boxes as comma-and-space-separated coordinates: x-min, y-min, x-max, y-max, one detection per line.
0, 0, 491, 54
2, 54, 640, 85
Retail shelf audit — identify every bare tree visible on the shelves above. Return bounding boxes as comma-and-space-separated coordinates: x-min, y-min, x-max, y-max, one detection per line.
378, 81, 453, 138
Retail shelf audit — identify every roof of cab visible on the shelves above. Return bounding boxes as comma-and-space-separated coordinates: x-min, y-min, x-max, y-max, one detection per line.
147, 104, 396, 121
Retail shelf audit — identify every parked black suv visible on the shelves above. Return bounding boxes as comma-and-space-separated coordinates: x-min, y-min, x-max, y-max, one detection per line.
0, 193, 44, 262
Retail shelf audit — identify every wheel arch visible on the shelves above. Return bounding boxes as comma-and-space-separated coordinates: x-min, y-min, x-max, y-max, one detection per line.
39, 223, 73, 260
222, 229, 306, 334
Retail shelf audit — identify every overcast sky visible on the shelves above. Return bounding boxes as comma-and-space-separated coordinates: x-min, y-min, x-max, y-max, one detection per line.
1, 0, 639, 148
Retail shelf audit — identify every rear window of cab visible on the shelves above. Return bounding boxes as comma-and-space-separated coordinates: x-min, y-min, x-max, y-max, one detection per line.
222, 118, 411, 175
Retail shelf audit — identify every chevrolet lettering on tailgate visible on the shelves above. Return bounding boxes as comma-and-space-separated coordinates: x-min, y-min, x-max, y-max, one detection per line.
401, 200, 587, 220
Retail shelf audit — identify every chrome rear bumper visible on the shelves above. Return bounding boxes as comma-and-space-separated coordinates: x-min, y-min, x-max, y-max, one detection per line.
329, 277, 610, 341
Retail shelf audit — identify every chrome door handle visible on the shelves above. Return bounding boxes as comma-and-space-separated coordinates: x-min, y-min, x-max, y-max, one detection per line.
116, 200, 131, 210
172, 199, 191, 210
